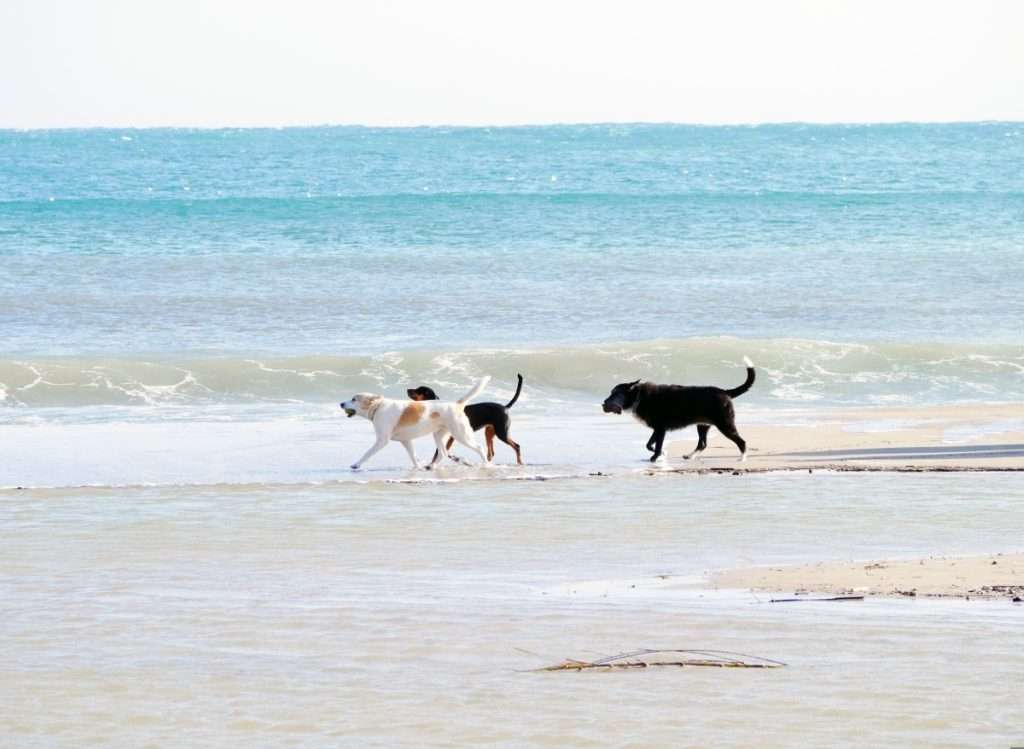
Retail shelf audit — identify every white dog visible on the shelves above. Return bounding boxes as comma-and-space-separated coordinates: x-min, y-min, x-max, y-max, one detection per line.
341, 377, 490, 470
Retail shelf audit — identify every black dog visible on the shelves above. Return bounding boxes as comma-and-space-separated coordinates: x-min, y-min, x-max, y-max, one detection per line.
407, 374, 524, 464
602, 358, 755, 463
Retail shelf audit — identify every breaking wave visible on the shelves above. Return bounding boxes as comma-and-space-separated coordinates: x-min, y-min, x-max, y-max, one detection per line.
1, 338, 1022, 409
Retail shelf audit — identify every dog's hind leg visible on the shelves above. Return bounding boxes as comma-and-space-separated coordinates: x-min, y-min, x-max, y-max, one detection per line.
484, 425, 496, 461
449, 418, 489, 465
714, 420, 747, 462
504, 437, 522, 465
442, 435, 468, 465
491, 420, 522, 465
683, 424, 711, 460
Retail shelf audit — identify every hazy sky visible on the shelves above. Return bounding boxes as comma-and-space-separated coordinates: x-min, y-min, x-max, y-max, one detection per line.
2, 0, 1022, 128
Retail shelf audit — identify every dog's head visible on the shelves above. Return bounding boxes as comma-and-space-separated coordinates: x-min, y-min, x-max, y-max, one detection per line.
340, 393, 382, 419
602, 380, 641, 414
407, 386, 440, 402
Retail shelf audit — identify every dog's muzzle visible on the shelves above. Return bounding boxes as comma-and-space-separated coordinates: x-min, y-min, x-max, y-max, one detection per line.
341, 404, 357, 417
602, 402, 622, 414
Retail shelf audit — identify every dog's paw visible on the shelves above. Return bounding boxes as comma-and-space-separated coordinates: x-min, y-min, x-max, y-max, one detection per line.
350, 463, 361, 471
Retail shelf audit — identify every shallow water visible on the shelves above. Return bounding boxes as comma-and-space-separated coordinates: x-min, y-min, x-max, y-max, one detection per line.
2, 474, 1022, 747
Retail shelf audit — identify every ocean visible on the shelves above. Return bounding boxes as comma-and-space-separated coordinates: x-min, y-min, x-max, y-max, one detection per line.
2, 123, 1023, 746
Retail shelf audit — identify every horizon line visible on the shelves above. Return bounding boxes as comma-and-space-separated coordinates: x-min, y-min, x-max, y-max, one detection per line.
3, 118, 1022, 133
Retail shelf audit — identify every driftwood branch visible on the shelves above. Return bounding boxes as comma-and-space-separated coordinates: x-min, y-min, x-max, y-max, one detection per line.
534, 648, 786, 672
769, 595, 864, 603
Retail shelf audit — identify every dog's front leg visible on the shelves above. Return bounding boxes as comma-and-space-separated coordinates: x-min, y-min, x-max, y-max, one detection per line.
649, 428, 667, 462
351, 425, 391, 470
399, 440, 422, 470
645, 430, 658, 452
351, 437, 388, 470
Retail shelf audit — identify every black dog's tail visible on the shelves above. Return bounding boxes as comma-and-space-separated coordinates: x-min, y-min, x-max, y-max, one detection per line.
505, 374, 524, 409
726, 357, 756, 399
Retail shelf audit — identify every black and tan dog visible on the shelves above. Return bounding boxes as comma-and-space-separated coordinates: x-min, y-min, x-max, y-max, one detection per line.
408, 374, 524, 464
602, 358, 755, 463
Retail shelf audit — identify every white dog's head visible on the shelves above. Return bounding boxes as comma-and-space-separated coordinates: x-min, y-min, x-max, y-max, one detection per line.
340, 393, 381, 419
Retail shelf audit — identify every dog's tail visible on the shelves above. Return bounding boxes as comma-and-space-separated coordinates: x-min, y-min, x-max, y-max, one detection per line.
726, 357, 756, 399
457, 376, 490, 405
504, 374, 524, 409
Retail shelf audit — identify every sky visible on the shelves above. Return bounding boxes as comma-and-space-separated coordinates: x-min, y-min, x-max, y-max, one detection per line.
2, 0, 1022, 128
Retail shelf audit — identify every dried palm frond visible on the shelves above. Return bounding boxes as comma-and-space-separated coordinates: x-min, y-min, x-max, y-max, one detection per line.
535, 649, 786, 672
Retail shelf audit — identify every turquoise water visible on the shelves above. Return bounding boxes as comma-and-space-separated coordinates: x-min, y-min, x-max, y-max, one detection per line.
2, 123, 1023, 357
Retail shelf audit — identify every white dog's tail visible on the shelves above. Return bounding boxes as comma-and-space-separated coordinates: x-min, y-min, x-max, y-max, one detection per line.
457, 376, 490, 405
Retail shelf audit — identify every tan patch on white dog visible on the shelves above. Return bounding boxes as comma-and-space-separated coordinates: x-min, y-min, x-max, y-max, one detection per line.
397, 402, 425, 428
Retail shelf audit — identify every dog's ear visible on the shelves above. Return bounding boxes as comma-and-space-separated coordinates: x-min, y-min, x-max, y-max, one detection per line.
628, 379, 641, 388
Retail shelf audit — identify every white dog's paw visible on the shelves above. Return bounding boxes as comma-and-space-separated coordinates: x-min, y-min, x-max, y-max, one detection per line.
738, 453, 747, 463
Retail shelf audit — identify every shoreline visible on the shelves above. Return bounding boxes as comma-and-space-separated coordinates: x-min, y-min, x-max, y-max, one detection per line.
5, 458, 1024, 493
663, 402, 1024, 473
711, 553, 1024, 601
4, 402, 1024, 490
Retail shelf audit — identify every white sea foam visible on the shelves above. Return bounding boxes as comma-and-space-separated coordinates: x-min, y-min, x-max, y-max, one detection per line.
2, 338, 1022, 409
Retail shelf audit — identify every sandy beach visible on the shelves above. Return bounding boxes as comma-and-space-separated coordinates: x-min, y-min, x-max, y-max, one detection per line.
672, 404, 1024, 604
713, 553, 1024, 600
664, 402, 1024, 473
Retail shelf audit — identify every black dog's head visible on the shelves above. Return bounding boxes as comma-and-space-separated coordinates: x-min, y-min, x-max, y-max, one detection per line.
602, 380, 641, 414
407, 385, 440, 402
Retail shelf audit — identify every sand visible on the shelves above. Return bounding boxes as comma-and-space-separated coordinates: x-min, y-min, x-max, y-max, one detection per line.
671, 404, 1024, 601
662, 402, 1024, 473
712, 553, 1024, 600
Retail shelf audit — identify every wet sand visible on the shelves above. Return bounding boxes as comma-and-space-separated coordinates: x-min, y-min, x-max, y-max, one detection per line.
663, 402, 1024, 473
713, 553, 1024, 600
